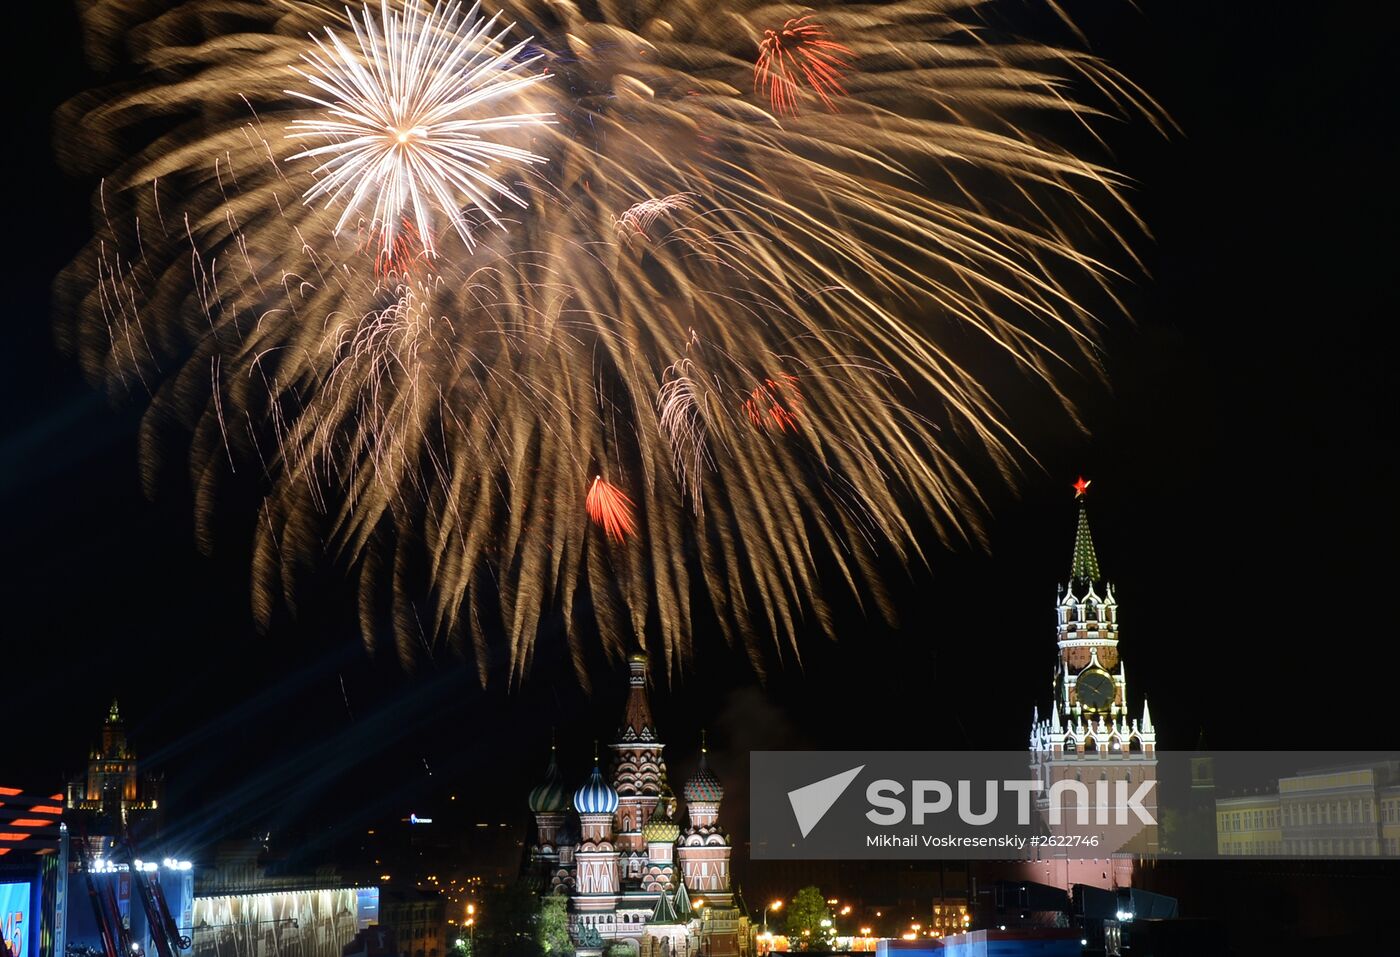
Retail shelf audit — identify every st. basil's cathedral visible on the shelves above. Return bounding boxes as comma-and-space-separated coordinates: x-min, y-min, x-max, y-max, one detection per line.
526, 655, 743, 957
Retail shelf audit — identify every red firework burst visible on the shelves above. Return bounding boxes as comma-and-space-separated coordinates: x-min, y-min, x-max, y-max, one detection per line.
586, 476, 638, 542
361, 217, 428, 278
754, 16, 853, 117
744, 374, 803, 432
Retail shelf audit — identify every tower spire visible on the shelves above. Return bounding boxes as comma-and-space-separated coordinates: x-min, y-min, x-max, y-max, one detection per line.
1070, 478, 1101, 586
619, 653, 657, 741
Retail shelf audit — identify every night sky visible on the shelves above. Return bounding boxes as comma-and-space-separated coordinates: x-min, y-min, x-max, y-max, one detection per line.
3, 0, 1396, 867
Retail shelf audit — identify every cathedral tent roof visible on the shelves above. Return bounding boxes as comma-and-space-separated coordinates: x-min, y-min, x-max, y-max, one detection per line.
618, 654, 658, 742
651, 889, 680, 924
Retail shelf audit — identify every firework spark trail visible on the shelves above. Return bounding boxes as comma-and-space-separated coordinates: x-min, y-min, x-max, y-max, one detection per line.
656, 355, 718, 517
744, 374, 803, 433
755, 16, 854, 116
615, 193, 697, 245
54, 0, 1166, 681
586, 476, 637, 542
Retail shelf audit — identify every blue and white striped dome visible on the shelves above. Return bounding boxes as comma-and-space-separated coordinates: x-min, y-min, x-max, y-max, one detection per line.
573, 763, 619, 815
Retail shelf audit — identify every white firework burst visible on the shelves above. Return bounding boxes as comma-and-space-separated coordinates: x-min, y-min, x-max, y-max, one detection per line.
657, 356, 720, 517
615, 193, 697, 245
288, 0, 554, 258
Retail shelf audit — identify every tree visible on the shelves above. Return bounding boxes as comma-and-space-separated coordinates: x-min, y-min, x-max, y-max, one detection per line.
537, 895, 573, 957
784, 888, 834, 952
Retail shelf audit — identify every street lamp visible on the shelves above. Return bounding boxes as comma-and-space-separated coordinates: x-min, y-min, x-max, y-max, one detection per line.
763, 901, 783, 934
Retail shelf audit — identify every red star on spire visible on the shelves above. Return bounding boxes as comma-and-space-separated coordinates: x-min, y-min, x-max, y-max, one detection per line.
1072, 476, 1092, 498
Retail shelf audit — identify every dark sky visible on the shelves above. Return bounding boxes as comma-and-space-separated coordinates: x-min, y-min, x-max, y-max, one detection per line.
2, 0, 1396, 863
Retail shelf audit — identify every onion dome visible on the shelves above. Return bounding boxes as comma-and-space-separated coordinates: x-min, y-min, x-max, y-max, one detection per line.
642, 796, 680, 844
528, 748, 567, 814
683, 747, 724, 804
573, 762, 619, 815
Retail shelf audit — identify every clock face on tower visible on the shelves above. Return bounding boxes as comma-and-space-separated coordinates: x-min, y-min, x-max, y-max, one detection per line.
1075, 666, 1115, 712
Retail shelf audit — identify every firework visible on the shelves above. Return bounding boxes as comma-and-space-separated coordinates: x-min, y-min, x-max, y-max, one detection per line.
289, 0, 554, 258
744, 375, 802, 433
615, 193, 697, 245
367, 216, 427, 277
755, 16, 853, 116
56, 0, 1164, 680
657, 355, 719, 516
587, 477, 638, 543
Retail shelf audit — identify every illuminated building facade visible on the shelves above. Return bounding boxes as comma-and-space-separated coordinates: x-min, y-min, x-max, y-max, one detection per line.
190, 888, 380, 957
927, 900, 971, 939
375, 890, 444, 957
1025, 483, 1158, 890
65, 701, 162, 849
1216, 762, 1400, 857
1215, 793, 1283, 856
527, 656, 746, 957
